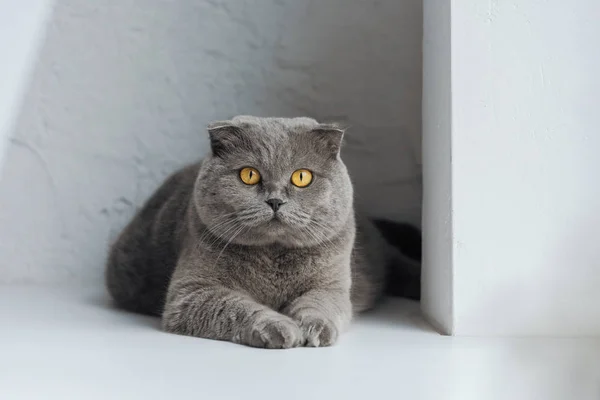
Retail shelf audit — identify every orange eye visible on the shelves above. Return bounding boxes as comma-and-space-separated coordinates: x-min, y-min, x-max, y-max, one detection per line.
291, 169, 313, 188
239, 167, 261, 185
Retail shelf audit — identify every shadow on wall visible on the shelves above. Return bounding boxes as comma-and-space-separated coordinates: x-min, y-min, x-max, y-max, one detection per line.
0, 0, 423, 284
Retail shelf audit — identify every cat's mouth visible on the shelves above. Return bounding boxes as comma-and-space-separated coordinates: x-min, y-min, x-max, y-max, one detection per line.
267, 215, 285, 227
266, 213, 294, 230
240, 209, 302, 233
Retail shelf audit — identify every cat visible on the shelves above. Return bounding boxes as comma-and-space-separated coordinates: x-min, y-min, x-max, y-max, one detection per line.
106, 116, 420, 348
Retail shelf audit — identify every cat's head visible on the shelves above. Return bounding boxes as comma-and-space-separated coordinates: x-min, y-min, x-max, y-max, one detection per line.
194, 116, 354, 247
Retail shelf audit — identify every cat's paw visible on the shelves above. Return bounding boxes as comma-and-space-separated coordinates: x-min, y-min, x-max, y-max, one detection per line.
246, 314, 303, 349
296, 314, 339, 347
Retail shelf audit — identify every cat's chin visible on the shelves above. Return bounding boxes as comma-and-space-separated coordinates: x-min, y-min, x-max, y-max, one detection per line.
231, 219, 304, 247
262, 218, 289, 235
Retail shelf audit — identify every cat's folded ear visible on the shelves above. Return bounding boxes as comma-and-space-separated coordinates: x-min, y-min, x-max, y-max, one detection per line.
312, 123, 347, 158
207, 120, 244, 157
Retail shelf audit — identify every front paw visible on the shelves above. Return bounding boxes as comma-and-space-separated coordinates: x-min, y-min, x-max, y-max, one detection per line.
246, 313, 303, 349
295, 313, 339, 347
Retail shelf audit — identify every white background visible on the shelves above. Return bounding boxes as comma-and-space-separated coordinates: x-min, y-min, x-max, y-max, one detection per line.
0, 0, 423, 285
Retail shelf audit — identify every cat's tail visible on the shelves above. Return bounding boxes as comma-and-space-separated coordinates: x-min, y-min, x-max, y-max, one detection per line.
373, 219, 422, 301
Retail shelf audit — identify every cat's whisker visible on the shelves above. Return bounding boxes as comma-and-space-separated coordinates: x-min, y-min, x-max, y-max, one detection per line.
301, 227, 325, 248
310, 219, 337, 240
214, 224, 247, 267
206, 219, 244, 248
305, 223, 336, 249
200, 222, 230, 245
301, 225, 333, 249
309, 218, 335, 231
307, 217, 333, 231
196, 215, 239, 250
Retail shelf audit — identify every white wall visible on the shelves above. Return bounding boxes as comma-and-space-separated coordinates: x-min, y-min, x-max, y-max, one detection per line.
453, 0, 600, 336
0, 0, 53, 171
425, 0, 600, 335
0, 0, 423, 284
421, 0, 453, 334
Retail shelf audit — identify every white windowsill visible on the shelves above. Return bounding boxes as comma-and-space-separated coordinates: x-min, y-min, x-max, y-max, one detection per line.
1, 286, 599, 400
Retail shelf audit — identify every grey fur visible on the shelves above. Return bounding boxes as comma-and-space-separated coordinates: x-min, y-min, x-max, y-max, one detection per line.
106, 116, 404, 348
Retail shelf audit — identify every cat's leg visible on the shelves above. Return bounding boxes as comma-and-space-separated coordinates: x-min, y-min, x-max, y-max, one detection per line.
162, 280, 303, 349
283, 287, 352, 348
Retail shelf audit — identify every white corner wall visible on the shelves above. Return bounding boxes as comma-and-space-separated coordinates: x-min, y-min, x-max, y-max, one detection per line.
421, 0, 453, 334
424, 0, 600, 336
0, 0, 423, 285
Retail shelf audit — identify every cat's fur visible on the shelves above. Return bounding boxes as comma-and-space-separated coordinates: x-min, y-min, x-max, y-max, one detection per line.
106, 116, 418, 348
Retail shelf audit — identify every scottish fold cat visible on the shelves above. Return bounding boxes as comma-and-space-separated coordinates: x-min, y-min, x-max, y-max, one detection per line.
106, 116, 419, 348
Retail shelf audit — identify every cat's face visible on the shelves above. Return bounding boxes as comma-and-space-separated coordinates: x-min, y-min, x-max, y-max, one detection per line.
194, 116, 353, 247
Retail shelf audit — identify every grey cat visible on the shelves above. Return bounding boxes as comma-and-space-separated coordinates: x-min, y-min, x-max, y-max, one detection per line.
106, 116, 419, 348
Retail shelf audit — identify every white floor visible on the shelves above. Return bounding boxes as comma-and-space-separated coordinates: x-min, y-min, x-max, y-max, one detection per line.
1, 286, 599, 400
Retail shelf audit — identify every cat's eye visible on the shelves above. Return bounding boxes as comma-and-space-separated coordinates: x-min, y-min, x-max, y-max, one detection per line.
291, 169, 313, 188
239, 167, 261, 185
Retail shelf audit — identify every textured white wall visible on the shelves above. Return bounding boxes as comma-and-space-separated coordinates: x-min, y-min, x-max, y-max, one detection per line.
451, 0, 600, 335
0, 0, 423, 284
0, 0, 53, 172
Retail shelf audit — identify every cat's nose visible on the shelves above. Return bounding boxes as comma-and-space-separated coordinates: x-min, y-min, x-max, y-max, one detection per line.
266, 198, 285, 212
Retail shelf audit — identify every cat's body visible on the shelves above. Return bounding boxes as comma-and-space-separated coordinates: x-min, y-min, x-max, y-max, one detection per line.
106, 116, 418, 348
